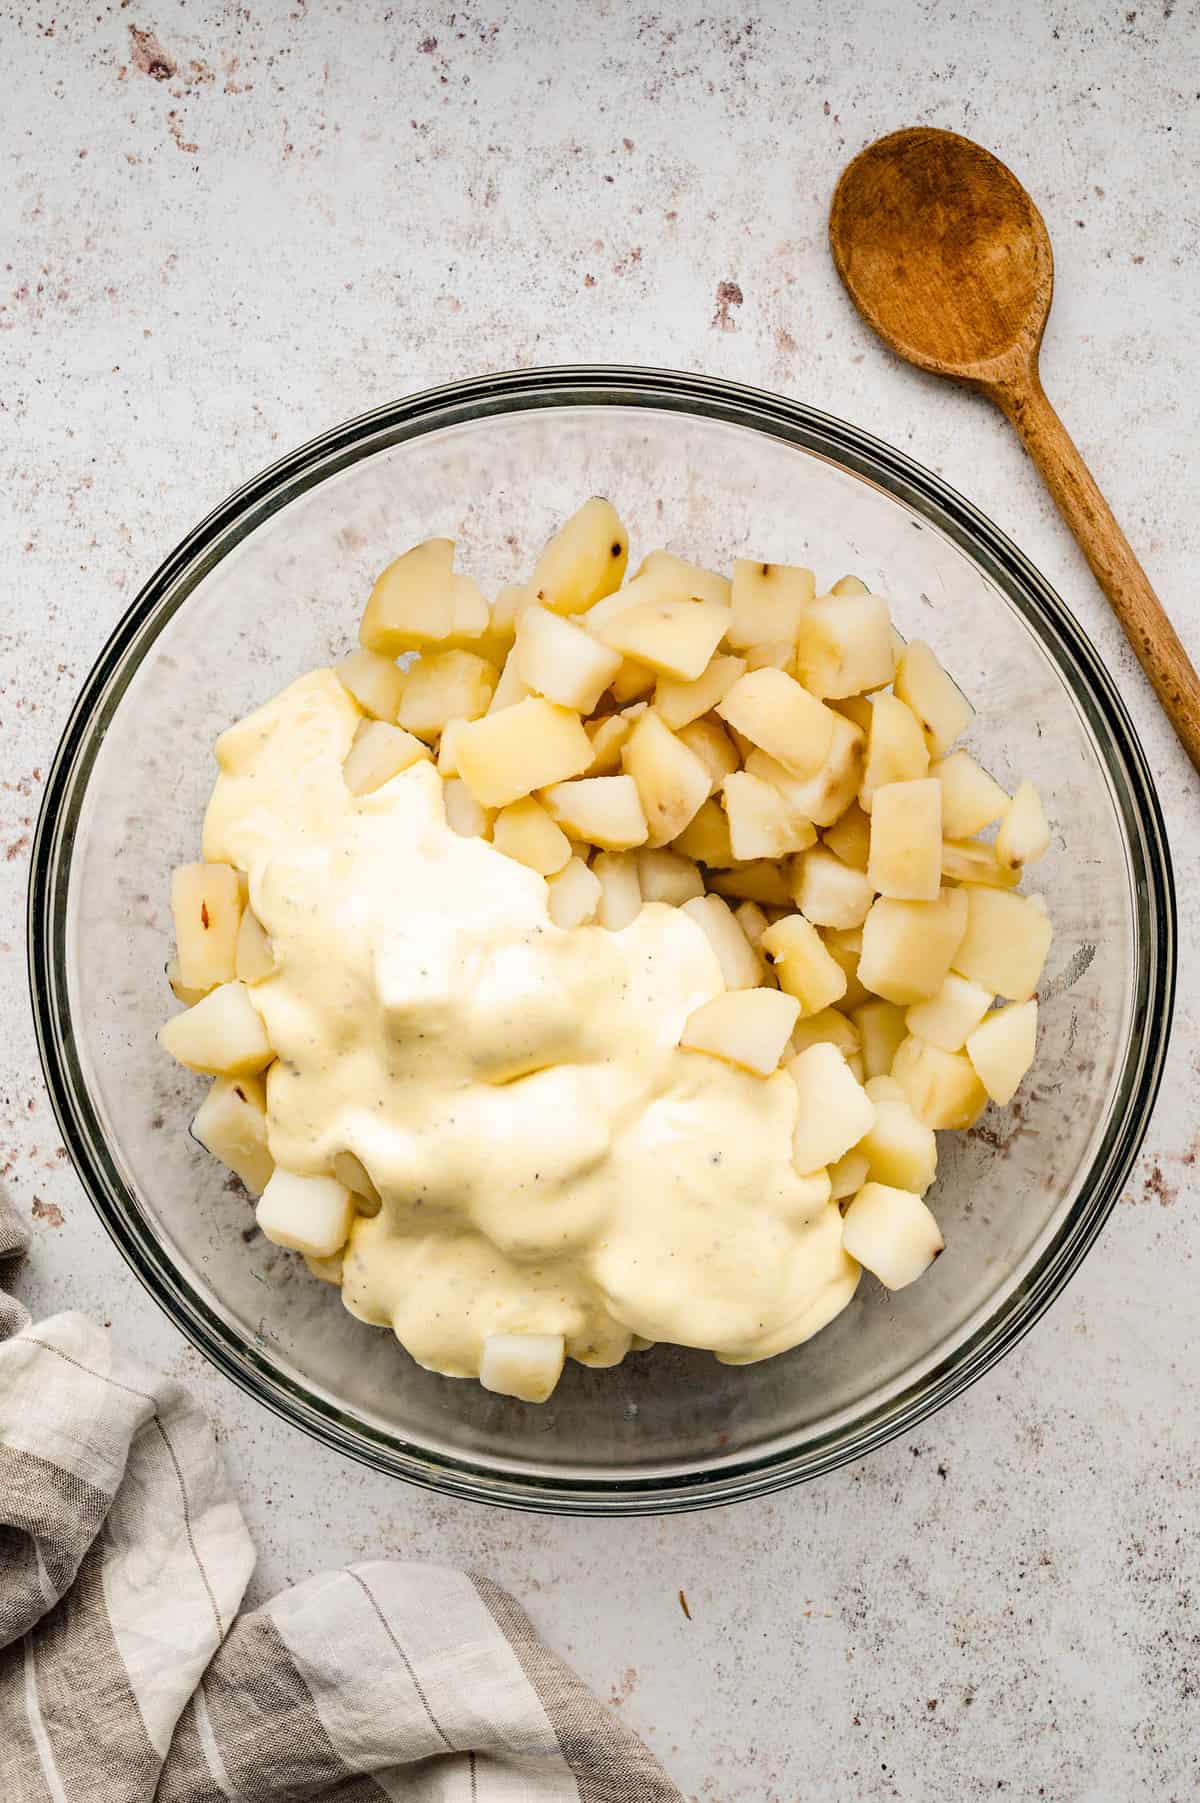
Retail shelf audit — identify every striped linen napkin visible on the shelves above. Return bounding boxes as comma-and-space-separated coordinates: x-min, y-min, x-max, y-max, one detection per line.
0, 1194, 682, 1802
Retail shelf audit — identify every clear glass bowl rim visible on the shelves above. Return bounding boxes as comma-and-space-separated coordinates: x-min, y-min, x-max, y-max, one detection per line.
27, 364, 1176, 1515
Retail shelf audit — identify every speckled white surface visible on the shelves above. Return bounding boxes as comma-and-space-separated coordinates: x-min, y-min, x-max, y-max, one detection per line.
2, 3, 1198, 1798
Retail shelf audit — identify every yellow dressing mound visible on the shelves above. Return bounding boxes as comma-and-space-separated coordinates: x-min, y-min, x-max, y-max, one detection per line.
212, 670, 859, 1380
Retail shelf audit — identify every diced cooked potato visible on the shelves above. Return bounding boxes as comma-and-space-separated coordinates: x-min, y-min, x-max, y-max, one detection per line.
856, 1091, 938, 1194
822, 801, 872, 872
160, 981, 274, 1076
722, 771, 817, 862
857, 888, 968, 1005
842, 1182, 944, 1290
941, 839, 1020, 889
480, 1331, 566, 1403
514, 602, 623, 712
547, 856, 602, 927
332, 1151, 382, 1212
932, 751, 1009, 839
654, 654, 747, 730
850, 998, 909, 1079
487, 647, 533, 714
794, 593, 895, 699
682, 894, 762, 988
717, 668, 836, 781
304, 1250, 345, 1286
585, 709, 639, 774
894, 641, 972, 757
598, 596, 730, 682
829, 1148, 870, 1200
952, 885, 1053, 1001
609, 658, 657, 705
532, 498, 629, 614
256, 1169, 354, 1259
192, 1074, 274, 1195
492, 796, 572, 874
443, 778, 494, 838
792, 845, 876, 929
788, 1042, 876, 1170
166, 960, 207, 1007
360, 540, 491, 655
788, 1005, 860, 1059
830, 574, 869, 596
760, 914, 847, 1015
995, 781, 1051, 872
743, 639, 795, 672
833, 693, 875, 735
621, 710, 711, 847
734, 900, 769, 948
709, 861, 795, 907
343, 720, 431, 796
905, 973, 993, 1052
966, 999, 1038, 1105
727, 558, 814, 649
867, 778, 942, 901
489, 581, 536, 644
436, 719, 467, 777
745, 712, 865, 828
637, 847, 705, 904
822, 924, 870, 1011
171, 862, 242, 992
235, 907, 276, 985
676, 716, 740, 794
455, 697, 593, 808
593, 850, 642, 930
892, 1035, 987, 1129
860, 693, 929, 810
336, 647, 407, 722
542, 775, 649, 850
672, 797, 735, 867
397, 650, 497, 741
679, 987, 801, 1075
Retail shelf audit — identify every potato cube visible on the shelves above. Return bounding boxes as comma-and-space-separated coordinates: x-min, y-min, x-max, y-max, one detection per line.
829, 1148, 870, 1200
860, 693, 929, 810
941, 838, 1021, 889
480, 1331, 566, 1403
734, 900, 769, 948
743, 640, 795, 672
794, 593, 895, 699
894, 641, 972, 757
256, 1169, 354, 1259
788, 1005, 860, 1060
727, 558, 815, 649
672, 797, 735, 867
397, 650, 497, 741
654, 654, 747, 731
166, 960, 207, 1007
547, 856, 602, 928
455, 697, 593, 808
621, 710, 711, 847
336, 647, 407, 722
488, 581, 536, 647
676, 716, 740, 794
952, 886, 1053, 1001
892, 1034, 987, 1129
745, 711, 865, 828
761, 915, 848, 1015
788, 1041, 876, 1171
436, 718, 467, 777
830, 574, 869, 596
609, 658, 657, 704
585, 709, 638, 774
995, 781, 1051, 872
532, 498, 629, 614
932, 750, 1009, 838
822, 925, 870, 1011
542, 775, 648, 850
858, 888, 968, 1005
792, 845, 876, 929
637, 847, 705, 904
305, 1250, 345, 1286
966, 999, 1038, 1105
679, 988, 801, 1075
682, 894, 762, 988
192, 1074, 274, 1196
822, 801, 872, 872
235, 907, 276, 985
717, 668, 836, 781
850, 998, 909, 1079
867, 778, 943, 901
905, 973, 993, 1052
443, 778, 494, 838
160, 981, 274, 1076
722, 771, 817, 861
842, 1182, 944, 1290
487, 647, 533, 714
171, 862, 243, 993
833, 693, 875, 735
593, 850, 642, 930
332, 1151, 381, 1212
709, 861, 795, 907
342, 720, 430, 796
634, 548, 732, 606
360, 540, 490, 655
514, 602, 623, 713
492, 796, 572, 874
856, 1093, 938, 1194
598, 596, 730, 682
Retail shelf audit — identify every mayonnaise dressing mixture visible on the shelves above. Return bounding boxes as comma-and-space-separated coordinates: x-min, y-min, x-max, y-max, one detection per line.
203, 669, 860, 1378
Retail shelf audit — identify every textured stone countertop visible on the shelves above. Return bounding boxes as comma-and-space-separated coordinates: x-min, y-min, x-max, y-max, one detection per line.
2, 4, 1197, 1798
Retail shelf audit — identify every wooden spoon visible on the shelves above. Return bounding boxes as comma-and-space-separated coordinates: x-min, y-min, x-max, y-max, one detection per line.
830, 126, 1200, 772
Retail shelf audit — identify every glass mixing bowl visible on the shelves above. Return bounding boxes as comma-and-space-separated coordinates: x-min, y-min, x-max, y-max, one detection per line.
29, 367, 1174, 1513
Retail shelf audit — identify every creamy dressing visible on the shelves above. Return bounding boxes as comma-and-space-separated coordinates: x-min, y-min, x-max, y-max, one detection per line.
203, 670, 860, 1379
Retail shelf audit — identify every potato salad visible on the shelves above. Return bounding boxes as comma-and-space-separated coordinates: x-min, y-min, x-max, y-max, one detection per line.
160, 500, 1052, 1402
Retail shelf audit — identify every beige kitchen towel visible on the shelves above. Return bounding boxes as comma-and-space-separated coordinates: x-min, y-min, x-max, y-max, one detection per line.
0, 1194, 682, 1801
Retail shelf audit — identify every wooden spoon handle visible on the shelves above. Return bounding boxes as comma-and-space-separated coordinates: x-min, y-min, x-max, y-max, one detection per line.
992, 370, 1200, 772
